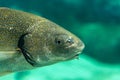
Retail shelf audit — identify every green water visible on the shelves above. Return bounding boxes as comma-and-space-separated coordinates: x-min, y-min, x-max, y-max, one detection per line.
0, 0, 120, 80
1, 55, 120, 80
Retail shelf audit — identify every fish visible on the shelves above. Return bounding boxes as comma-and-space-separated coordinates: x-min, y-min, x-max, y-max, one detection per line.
0, 7, 85, 76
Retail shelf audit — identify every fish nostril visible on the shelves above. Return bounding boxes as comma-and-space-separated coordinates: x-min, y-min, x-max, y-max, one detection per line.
66, 38, 74, 44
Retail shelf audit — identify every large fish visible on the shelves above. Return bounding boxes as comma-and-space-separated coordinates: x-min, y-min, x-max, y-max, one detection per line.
0, 7, 85, 76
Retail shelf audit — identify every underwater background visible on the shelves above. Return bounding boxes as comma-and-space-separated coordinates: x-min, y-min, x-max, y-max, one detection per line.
0, 0, 120, 80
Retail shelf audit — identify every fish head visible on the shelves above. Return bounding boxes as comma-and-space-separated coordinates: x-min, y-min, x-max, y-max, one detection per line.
48, 29, 85, 61
19, 20, 85, 67
40, 21, 85, 66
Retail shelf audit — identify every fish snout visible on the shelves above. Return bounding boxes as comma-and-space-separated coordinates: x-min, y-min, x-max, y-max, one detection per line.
65, 36, 85, 54
70, 39, 85, 59
76, 40, 85, 52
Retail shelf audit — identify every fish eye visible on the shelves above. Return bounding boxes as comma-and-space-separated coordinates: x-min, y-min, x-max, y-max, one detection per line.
55, 38, 63, 45
55, 39, 62, 45
54, 34, 70, 45
54, 35, 65, 45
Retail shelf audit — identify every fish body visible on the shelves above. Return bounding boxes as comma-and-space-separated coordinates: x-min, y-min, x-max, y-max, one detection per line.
0, 7, 85, 75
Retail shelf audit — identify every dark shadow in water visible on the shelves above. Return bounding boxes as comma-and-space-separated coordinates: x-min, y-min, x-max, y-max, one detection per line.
14, 71, 30, 80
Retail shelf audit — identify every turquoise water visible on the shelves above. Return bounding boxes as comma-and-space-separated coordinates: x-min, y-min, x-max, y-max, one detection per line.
1, 55, 120, 80
0, 0, 120, 80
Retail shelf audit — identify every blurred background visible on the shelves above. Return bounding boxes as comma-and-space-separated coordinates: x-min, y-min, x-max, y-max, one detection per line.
0, 0, 120, 80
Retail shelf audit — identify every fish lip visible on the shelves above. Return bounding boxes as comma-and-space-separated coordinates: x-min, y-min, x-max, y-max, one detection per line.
68, 51, 81, 60
74, 53, 80, 57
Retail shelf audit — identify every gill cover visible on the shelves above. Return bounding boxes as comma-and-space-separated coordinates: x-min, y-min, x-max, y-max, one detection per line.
18, 33, 37, 66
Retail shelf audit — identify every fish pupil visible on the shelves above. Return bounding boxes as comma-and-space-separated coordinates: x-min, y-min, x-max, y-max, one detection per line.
55, 38, 62, 45
56, 40, 61, 44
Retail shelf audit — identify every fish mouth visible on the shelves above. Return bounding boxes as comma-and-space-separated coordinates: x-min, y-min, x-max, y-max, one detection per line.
68, 52, 81, 60
73, 53, 80, 59
68, 42, 84, 60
